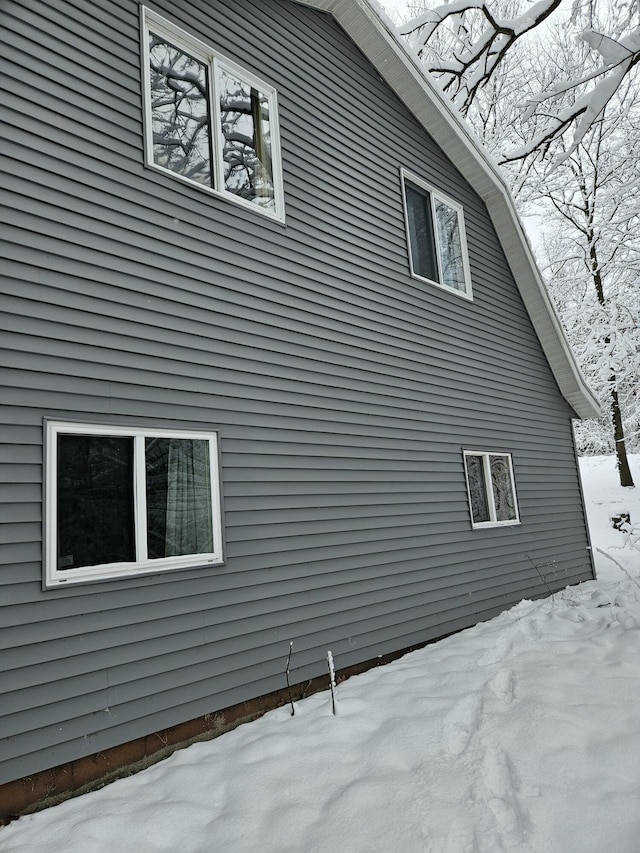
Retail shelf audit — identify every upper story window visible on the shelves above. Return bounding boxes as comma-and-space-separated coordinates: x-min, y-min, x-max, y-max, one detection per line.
141, 8, 284, 221
401, 170, 472, 299
463, 451, 520, 528
45, 422, 224, 587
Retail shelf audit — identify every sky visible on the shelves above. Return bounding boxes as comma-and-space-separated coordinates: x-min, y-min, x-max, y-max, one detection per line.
379, 0, 413, 25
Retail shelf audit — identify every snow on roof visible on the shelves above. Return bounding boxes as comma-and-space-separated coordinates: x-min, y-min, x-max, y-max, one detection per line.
297, 0, 601, 420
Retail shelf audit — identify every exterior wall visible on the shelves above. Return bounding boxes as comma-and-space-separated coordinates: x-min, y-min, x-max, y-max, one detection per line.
0, 0, 594, 785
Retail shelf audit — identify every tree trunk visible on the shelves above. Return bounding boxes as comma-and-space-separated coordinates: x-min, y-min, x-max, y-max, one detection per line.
590, 245, 634, 488
610, 379, 635, 487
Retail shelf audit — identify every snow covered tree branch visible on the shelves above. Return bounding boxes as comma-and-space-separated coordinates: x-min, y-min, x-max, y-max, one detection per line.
504, 27, 640, 162
400, 0, 563, 114
400, 0, 640, 163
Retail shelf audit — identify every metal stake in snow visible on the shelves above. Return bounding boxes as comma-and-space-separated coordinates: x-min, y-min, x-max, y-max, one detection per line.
285, 641, 295, 716
327, 650, 337, 715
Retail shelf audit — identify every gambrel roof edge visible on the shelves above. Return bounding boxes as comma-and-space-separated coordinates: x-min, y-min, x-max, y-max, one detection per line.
297, 0, 601, 420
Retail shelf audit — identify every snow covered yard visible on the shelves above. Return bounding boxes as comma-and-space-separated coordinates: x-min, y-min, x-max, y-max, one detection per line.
1, 456, 640, 853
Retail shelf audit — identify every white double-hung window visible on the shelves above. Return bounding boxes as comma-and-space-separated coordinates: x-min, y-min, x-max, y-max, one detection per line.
401, 169, 472, 298
463, 451, 520, 528
45, 422, 224, 587
141, 8, 284, 220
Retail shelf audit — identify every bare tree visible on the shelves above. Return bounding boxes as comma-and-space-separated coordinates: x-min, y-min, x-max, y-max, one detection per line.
534, 108, 639, 484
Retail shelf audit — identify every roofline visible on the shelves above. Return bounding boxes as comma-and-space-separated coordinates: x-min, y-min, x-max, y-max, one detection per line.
296, 0, 601, 420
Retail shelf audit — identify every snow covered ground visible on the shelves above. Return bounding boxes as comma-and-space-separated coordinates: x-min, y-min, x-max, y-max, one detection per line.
2, 456, 640, 853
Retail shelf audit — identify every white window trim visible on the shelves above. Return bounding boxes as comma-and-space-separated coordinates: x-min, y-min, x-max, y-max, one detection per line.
141, 7, 285, 222
463, 450, 520, 529
400, 168, 473, 300
44, 421, 224, 588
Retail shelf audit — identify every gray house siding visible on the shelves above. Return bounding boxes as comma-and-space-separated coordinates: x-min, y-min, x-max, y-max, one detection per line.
1, 0, 593, 783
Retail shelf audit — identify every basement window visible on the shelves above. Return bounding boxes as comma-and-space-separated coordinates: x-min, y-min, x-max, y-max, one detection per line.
463, 451, 520, 528
45, 422, 223, 587
142, 7, 284, 220
402, 169, 472, 298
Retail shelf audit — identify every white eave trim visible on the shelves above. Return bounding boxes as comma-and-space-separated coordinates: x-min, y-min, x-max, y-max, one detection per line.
295, 0, 601, 420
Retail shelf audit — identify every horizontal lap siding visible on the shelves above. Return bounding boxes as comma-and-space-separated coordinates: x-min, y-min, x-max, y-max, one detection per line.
0, 0, 593, 782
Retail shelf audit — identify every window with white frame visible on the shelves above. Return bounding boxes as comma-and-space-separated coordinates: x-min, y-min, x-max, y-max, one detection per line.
463, 451, 520, 527
401, 170, 472, 298
45, 422, 224, 587
141, 8, 284, 220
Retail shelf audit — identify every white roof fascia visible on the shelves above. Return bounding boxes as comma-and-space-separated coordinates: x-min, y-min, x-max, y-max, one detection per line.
295, 0, 601, 420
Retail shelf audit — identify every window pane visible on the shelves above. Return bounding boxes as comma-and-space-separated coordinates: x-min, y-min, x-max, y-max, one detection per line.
466, 455, 490, 523
218, 67, 275, 209
490, 455, 517, 521
148, 34, 213, 186
405, 182, 438, 282
146, 438, 214, 559
434, 198, 466, 292
57, 435, 135, 569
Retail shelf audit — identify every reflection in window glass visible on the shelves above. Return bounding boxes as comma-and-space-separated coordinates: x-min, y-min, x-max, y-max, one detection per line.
218, 67, 275, 209
148, 34, 213, 186
434, 198, 466, 292
465, 454, 490, 524
402, 173, 470, 297
464, 452, 519, 526
146, 437, 214, 558
143, 12, 283, 218
490, 455, 517, 521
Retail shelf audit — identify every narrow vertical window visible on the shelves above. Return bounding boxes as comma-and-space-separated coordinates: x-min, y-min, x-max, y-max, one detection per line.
402, 171, 472, 298
489, 454, 517, 522
218, 66, 275, 210
433, 197, 466, 292
146, 437, 214, 558
57, 434, 135, 570
404, 181, 438, 282
465, 452, 490, 525
463, 451, 519, 527
148, 34, 213, 187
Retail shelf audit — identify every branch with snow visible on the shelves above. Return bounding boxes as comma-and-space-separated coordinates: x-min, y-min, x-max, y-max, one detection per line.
503, 29, 640, 163
400, 0, 563, 114
400, 0, 640, 163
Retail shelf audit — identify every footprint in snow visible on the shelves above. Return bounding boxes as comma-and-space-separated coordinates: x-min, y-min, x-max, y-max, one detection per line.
517, 616, 543, 641
483, 748, 527, 843
487, 669, 514, 704
488, 797, 521, 838
442, 694, 483, 756
483, 748, 516, 801
478, 634, 513, 666
615, 610, 640, 630
443, 819, 478, 853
